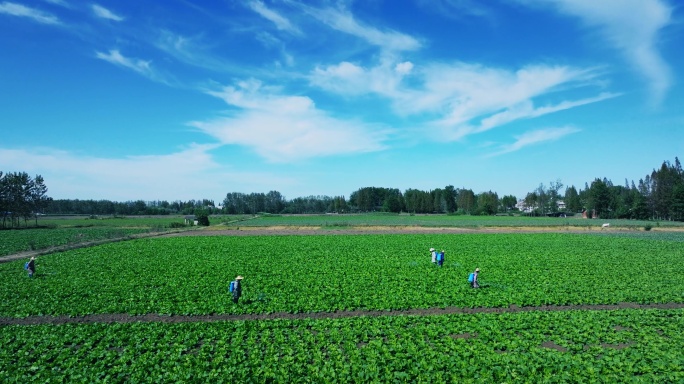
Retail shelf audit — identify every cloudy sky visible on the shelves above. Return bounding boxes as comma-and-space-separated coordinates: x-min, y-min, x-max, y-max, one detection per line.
1, 0, 682, 203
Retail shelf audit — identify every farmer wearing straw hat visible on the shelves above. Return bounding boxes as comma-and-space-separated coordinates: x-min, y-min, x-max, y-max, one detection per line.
26, 257, 36, 278
469, 268, 480, 288
231, 275, 244, 304
430, 248, 436, 264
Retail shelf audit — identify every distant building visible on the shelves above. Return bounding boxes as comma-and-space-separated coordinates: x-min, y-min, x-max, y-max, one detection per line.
516, 199, 566, 213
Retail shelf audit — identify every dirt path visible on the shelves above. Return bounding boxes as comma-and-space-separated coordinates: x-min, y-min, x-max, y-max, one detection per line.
2, 302, 683, 326
0, 228, 200, 263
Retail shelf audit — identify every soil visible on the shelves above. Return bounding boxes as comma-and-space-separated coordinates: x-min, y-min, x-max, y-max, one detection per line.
1, 302, 683, 326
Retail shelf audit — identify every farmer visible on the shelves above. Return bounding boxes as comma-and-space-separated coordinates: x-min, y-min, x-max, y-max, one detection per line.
231, 275, 244, 304
437, 250, 445, 267
26, 256, 36, 278
430, 248, 436, 263
469, 268, 480, 288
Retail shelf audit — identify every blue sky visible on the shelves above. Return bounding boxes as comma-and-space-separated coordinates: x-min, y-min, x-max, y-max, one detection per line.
1, 0, 683, 203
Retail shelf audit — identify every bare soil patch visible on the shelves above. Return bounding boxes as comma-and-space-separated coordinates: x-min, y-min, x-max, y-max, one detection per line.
1, 302, 682, 326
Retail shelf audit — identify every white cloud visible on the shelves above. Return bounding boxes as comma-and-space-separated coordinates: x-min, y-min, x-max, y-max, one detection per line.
192, 79, 392, 162
312, 58, 612, 142
488, 126, 581, 157
310, 59, 414, 98
43, 0, 69, 7
155, 30, 226, 73
473, 92, 618, 134
0, 2, 60, 24
94, 49, 176, 85
520, 0, 673, 104
92, 4, 123, 22
0, 145, 303, 201
415, 0, 494, 19
300, 4, 421, 52
247, 0, 301, 35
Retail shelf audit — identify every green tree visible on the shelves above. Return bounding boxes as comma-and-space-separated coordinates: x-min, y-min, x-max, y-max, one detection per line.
500, 195, 517, 213
476, 191, 499, 215
588, 178, 611, 219
564, 186, 581, 213
671, 184, 684, 221
457, 189, 476, 214
443, 185, 457, 213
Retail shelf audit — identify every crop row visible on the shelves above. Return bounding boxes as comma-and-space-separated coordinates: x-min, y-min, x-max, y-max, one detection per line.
1, 309, 682, 382
0, 227, 155, 257
1, 233, 683, 317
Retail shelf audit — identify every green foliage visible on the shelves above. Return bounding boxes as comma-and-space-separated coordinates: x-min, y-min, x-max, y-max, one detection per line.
2, 233, 684, 317
0, 227, 152, 256
0, 309, 682, 382
2, 232, 684, 381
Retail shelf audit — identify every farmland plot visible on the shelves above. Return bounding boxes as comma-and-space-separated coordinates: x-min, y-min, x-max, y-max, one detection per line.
1, 309, 682, 382
1, 233, 683, 317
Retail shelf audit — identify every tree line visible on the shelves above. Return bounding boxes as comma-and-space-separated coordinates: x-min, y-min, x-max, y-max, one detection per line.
46, 198, 218, 216
3, 156, 683, 225
0, 172, 51, 228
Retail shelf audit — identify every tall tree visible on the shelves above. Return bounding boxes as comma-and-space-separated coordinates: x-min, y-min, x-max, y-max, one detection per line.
30, 175, 51, 225
500, 195, 517, 213
588, 178, 611, 219
564, 186, 582, 213
457, 189, 476, 214
443, 185, 457, 213
476, 191, 499, 215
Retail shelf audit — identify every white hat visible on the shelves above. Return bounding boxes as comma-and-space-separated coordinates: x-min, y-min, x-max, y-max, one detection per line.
429, 248, 435, 252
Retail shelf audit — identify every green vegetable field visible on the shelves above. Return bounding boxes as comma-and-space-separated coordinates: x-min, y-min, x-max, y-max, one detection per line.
1, 232, 683, 382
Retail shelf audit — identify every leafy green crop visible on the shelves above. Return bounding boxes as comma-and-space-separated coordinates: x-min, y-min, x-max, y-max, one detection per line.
1, 309, 682, 382
0, 227, 153, 256
1, 233, 683, 317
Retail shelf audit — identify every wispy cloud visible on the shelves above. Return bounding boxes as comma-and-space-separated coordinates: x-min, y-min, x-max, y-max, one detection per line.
247, 0, 301, 35
0, 2, 60, 24
415, 0, 494, 20
95, 49, 177, 86
43, 0, 70, 7
299, 3, 422, 52
487, 126, 581, 157
192, 79, 392, 162
0, 145, 301, 200
96, 49, 151, 75
520, 0, 673, 104
311, 58, 611, 142
92, 4, 123, 21
310, 59, 414, 98
472, 92, 618, 134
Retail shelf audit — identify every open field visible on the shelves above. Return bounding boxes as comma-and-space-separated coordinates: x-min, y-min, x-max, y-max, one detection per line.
3, 213, 682, 258
2, 234, 684, 316
0, 215, 254, 257
223, 213, 684, 229
2, 225, 684, 381
2, 309, 682, 382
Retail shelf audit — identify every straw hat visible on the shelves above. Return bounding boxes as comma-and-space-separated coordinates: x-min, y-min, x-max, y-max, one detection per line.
235, 275, 244, 280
